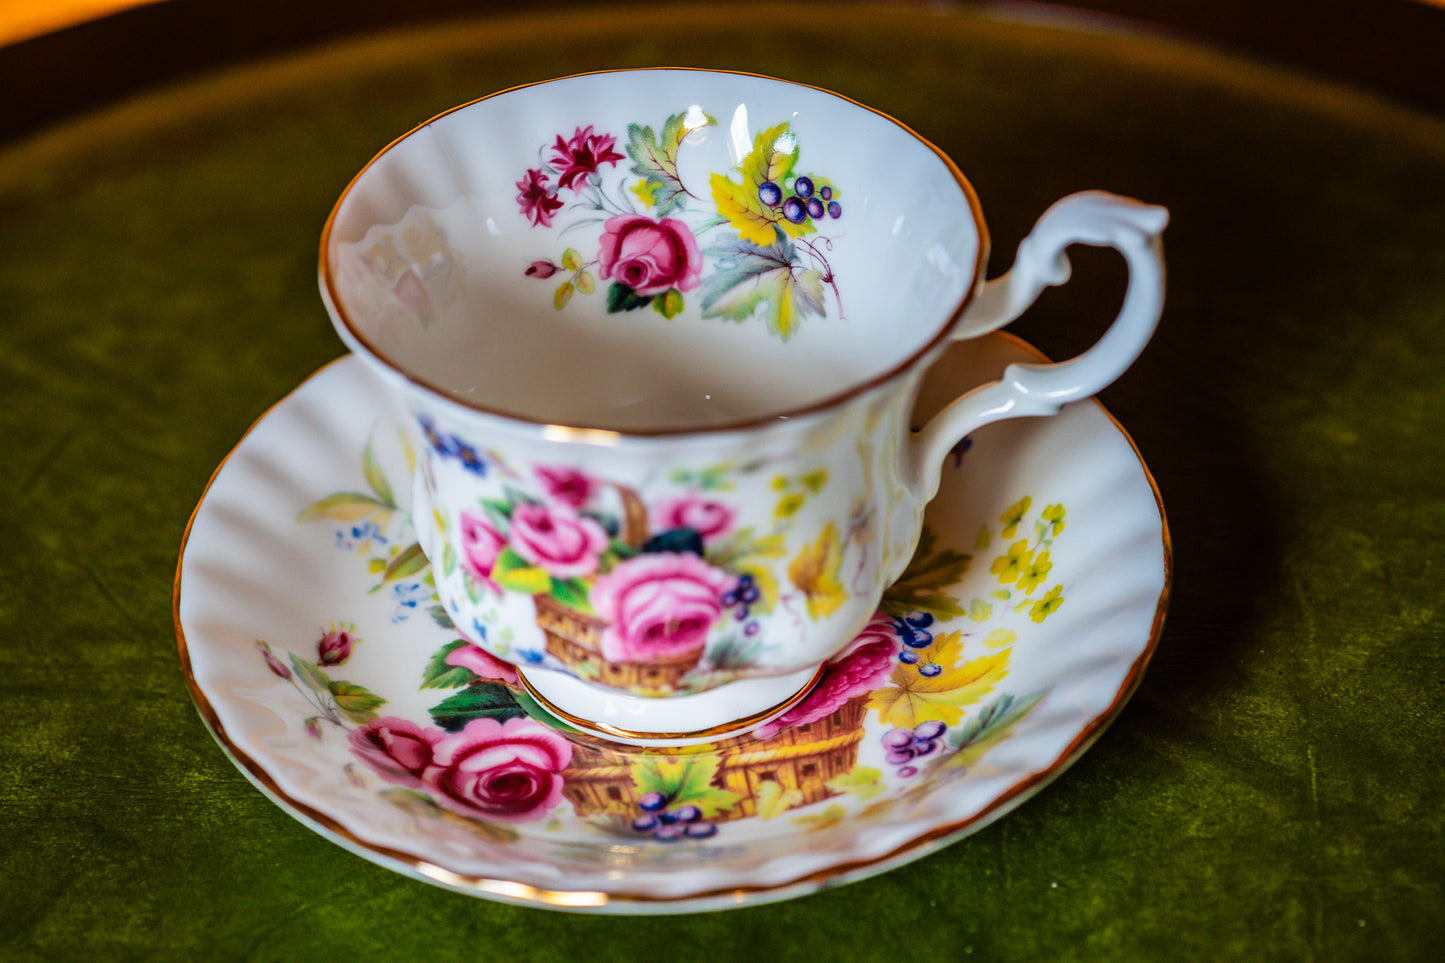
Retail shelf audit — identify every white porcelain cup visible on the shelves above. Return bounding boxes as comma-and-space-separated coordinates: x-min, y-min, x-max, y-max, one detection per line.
320, 69, 1167, 744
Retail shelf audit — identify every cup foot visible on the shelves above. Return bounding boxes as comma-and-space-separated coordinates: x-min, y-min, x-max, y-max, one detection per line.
516, 664, 825, 747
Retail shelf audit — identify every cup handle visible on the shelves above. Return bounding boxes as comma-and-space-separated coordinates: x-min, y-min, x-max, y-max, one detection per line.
906, 191, 1168, 498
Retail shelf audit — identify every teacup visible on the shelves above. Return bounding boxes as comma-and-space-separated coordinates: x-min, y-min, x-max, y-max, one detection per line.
319, 69, 1166, 744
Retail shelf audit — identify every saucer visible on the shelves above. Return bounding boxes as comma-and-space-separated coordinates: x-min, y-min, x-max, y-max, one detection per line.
174, 333, 1169, 913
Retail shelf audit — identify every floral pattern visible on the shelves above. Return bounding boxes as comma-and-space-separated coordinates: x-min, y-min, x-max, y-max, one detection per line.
272, 437, 1072, 845
517, 112, 844, 341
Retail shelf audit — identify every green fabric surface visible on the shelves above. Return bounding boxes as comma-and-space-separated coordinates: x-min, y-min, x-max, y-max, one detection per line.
3, 3, 1444, 959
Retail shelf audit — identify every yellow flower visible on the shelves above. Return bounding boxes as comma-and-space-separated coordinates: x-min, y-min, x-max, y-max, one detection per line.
1016, 550, 1053, 595
1030, 584, 1065, 622
999, 496, 1032, 539
789, 522, 847, 619
1041, 503, 1067, 537
989, 539, 1033, 586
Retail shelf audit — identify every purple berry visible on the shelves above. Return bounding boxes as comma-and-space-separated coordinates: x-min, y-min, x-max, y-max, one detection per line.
632, 814, 659, 832
806, 197, 825, 219
654, 825, 683, 842
827, 201, 842, 219
722, 589, 739, 607
794, 176, 814, 198
759, 181, 782, 206
912, 738, 938, 758
820, 186, 833, 200
882, 728, 914, 750
740, 585, 761, 604
906, 611, 935, 629
898, 650, 920, 665
885, 748, 916, 766
781, 197, 807, 224
685, 822, 718, 839
735, 605, 751, 622
744, 621, 761, 637
919, 662, 943, 678
673, 805, 702, 823
898, 765, 919, 778
914, 720, 946, 741
639, 792, 668, 812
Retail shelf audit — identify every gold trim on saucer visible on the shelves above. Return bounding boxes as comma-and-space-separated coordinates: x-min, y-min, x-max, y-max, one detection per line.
514, 664, 827, 743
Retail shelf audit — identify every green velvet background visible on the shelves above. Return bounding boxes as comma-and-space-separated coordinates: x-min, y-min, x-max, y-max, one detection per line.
2, 3, 1443, 959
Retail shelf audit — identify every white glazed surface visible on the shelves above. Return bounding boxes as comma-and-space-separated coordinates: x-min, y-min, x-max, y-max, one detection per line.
176, 337, 1169, 912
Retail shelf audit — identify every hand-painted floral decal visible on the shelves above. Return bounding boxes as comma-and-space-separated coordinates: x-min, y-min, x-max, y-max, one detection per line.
517, 112, 844, 340
281, 440, 1063, 845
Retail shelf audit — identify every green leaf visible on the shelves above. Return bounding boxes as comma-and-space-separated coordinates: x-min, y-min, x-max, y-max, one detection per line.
428, 682, 527, 731
328, 680, 386, 724
945, 691, 1047, 769
549, 577, 591, 611
653, 287, 685, 319
493, 548, 551, 595
429, 604, 455, 630
554, 281, 574, 309
381, 542, 429, 583
606, 282, 653, 313
421, 639, 476, 689
881, 526, 972, 620
295, 492, 392, 523
288, 652, 330, 693
699, 238, 825, 340
630, 755, 740, 818
362, 440, 395, 506
575, 270, 595, 294
561, 247, 583, 271
626, 109, 717, 214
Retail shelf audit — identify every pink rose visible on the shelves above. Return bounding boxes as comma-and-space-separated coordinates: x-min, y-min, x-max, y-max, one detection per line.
422, 717, 573, 822
507, 502, 609, 579
459, 511, 506, 590
757, 616, 900, 737
349, 717, 441, 788
535, 465, 597, 509
592, 552, 734, 662
597, 214, 703, 296
444, 643, 519, 686
650, 495, 736, 542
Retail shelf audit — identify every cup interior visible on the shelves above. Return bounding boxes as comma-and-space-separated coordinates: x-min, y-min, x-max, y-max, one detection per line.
322, 69, 984, 432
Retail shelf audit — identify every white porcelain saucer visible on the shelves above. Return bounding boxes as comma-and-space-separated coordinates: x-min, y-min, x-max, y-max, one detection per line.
174, 333, 1169, 913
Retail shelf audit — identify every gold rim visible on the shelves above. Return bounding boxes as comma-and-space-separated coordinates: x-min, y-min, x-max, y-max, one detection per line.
173, 334, 1170, 910
317, 66, 991, 438
514, 664, 826, 742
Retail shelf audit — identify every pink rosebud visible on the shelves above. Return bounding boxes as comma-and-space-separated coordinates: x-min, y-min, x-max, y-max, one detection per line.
525, 260, 559, 279
256, 641, 291, 680
317, 625, 357, 666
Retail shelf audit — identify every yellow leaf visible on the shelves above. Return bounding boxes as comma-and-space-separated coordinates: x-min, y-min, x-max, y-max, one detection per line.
984, 628, 1017, 649
789, 522, 847, 620
868, 631, 1011, 728
793, 803, 848, 831
756, 780, 804, 819
710, 172, 779, 246
826, 766, 884, 801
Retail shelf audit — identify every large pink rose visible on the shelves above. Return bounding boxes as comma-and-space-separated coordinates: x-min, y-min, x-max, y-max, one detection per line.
421, 717, 572, 822
650, 495, 736, 542
508, 502, 609, 579
757, 615, 900, 737
592, 552, 734, 662
459, 511, 506, 589
597, 214, 703, 296
349, 717, 441, 788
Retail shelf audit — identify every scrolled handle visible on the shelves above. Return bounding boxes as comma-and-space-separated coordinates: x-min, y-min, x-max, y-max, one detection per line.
906, 191, 1168, 499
